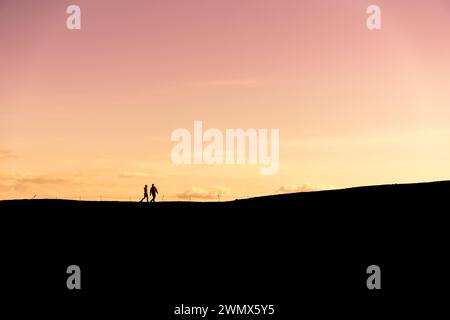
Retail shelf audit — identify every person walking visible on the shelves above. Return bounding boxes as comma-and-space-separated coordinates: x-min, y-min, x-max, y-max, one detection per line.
150, 183, 158, 202
140, 185, 149, 202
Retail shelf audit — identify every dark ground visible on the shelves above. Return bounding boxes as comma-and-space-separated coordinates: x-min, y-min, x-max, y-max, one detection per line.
0, 181, 449, 317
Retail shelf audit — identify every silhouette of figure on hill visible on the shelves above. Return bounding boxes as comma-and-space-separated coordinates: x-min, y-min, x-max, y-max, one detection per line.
140, 185, 149, 202
150, 184, 158, 202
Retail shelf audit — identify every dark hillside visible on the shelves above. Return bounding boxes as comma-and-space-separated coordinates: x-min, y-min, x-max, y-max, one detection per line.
1, 181, 448, 316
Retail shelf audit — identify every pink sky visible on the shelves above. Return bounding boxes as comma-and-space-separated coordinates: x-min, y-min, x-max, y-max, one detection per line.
1, 0, 450, 200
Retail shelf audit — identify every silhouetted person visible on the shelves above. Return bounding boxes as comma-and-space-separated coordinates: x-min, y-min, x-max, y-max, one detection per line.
140, 185, 149, 202
150, 183, 158, 202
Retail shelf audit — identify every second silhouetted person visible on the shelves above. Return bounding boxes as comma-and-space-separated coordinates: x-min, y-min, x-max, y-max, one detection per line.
150, 184, 158, 202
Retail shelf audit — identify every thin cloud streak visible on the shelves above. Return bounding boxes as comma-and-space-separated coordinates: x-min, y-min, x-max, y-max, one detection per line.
177, 186, 230, 200
276, 184, 334, 194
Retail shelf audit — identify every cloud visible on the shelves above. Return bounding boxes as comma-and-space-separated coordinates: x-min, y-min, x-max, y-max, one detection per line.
118, 171, 152, 178
0, 181, 12, 192
17, 176, 69, 185
0, 173, 15, 193
0, 172, 71, 194
0, 173, 69, 185
276, 184, 334, 194
191, 79, 260, 88
177, 186, 229, 200
118, 171, 167, 179
13, 175, 71, 193
0, 149, 14, 160
0, 172, 16, 181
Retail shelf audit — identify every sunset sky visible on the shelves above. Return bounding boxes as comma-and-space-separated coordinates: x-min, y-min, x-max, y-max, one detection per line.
1, 0, 450, 201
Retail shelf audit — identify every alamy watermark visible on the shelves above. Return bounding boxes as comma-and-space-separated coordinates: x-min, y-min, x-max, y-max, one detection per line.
66, 5, 81, 30
170, 121, 279, 175
65, 4, 380, 31
367, 5, 381, 30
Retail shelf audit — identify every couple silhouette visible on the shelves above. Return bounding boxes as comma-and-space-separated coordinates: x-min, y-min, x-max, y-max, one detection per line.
140, 184, 158, 202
